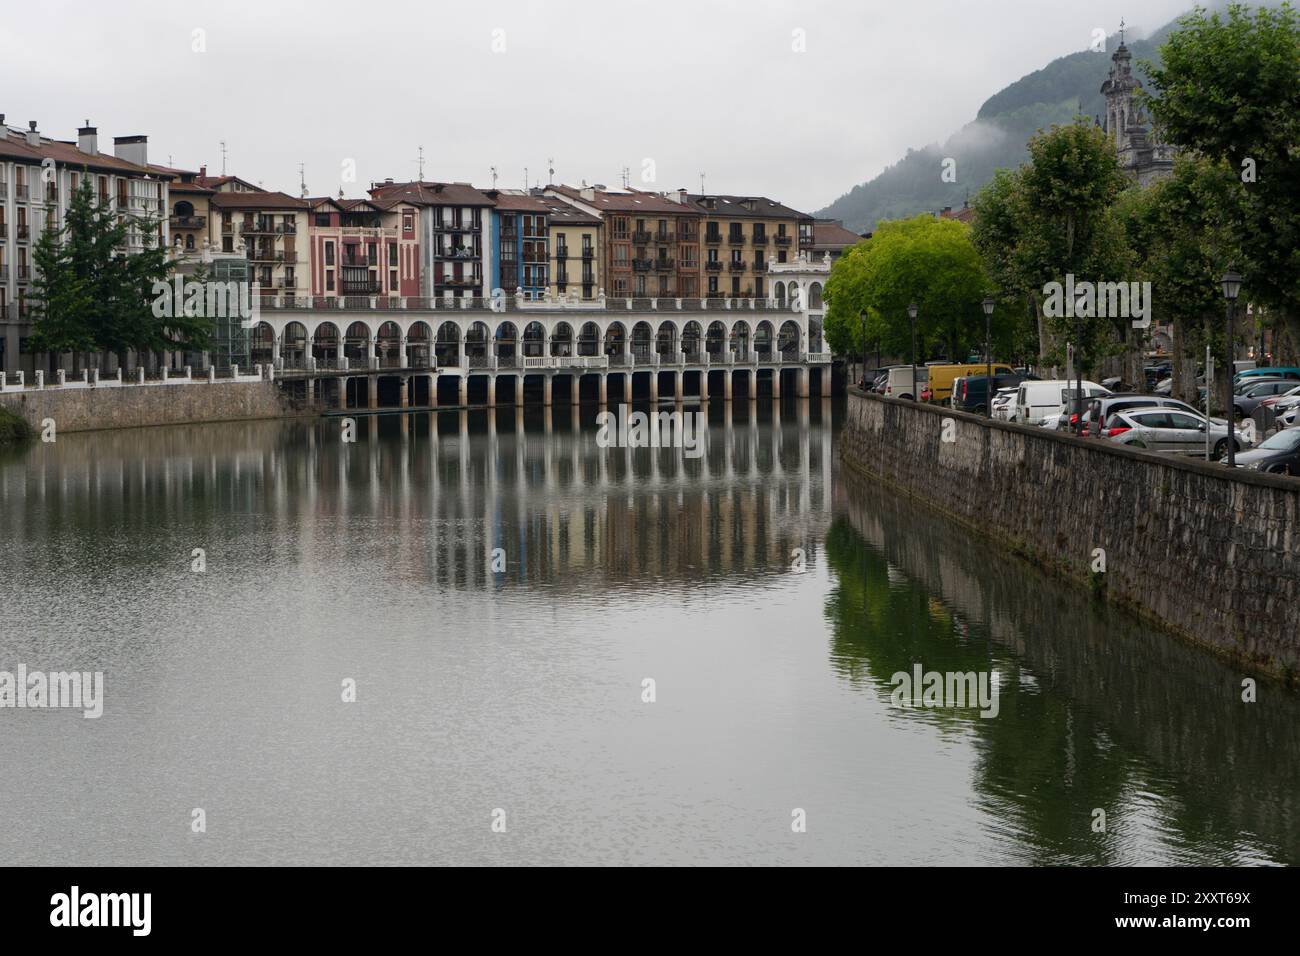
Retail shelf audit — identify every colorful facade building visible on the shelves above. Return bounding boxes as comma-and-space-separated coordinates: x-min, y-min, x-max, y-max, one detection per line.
537, 194, 600, 301
485, 190, 550, 299
544, 185, 702, 299
367, 180, 493, 300
304, 196, 421, 299
687, 194, 813, 299
208, 190, 310, 296
0, 117, 169, 375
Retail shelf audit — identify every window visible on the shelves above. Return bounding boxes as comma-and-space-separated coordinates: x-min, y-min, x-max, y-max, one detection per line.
390, 269, 397, 290
326, 270, 335, 291
731, 277, 740, 295
367, 243, 377, 266
403, 211, 414, 232
728, 222, 743, 241
324, 242, 335, 266
388, 242, 397, 265
708, 276, 718, 294
315, 213, 330, 227
613, 217, 628, 239
636, 276, 646, 295
658, 276, 669, 296
754, 277, 764, 297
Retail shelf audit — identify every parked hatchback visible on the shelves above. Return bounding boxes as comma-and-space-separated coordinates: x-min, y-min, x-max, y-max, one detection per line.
1103, 407, 1252, 458
1227, 426, 1300, 474
1087, 394, 1227, 437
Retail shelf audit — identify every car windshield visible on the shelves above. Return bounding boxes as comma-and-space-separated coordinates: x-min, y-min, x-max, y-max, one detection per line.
1256, 428, 1300, 451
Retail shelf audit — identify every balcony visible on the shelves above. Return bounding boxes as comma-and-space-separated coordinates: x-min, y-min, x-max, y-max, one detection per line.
705, 261, 723, 272
17, 225, 30, 240
751, 234, 769, 245
729, 261, 746, 272
728, 234, 746, 246
679, 229, 698, 243
342, 282, 380, 295
437, 248, 479, 260
581, 247, 594, 260
555, 247, 569, 260
0, 265, 6, 280
653, 231, 675, 244
440, 222, 479, 234
340, 225, 396, 238
15, 185, 29, 201
704, 232, 722, 244
632, 229, 652, 244
222, 221, 234, 233
280, 278, 297, 289
654, 258, 675, 271
774, 235, 792, 246
170, 215, 207, 230
247, 250, 287, 263
632, 258, 654, 272
18, 265, 31, 281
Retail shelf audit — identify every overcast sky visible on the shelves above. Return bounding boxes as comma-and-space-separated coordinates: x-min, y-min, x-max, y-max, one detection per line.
2, 0, 1193, 213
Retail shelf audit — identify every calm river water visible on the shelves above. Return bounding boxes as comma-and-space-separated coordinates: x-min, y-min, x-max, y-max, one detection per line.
0, 400, 1296, 865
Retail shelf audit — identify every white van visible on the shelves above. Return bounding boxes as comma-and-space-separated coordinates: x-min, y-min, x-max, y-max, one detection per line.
1016, 380, 1109, 426
883, 366, 928, 400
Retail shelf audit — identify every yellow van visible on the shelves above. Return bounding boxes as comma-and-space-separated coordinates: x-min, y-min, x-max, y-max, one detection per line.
926, 363, 1015, 404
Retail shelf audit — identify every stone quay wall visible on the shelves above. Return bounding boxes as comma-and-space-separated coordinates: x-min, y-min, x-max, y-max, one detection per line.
840, 388, 1300, 679
0, 380, 299, 434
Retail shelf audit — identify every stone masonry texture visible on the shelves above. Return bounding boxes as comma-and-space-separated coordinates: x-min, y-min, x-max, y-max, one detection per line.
0, 381, 296, 433
840, 388, 1300, 680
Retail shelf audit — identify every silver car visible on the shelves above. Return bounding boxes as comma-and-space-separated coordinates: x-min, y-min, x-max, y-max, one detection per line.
1102, 406, 1253, 458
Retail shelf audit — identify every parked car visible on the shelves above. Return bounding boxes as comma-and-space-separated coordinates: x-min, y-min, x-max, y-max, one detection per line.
951, 372, 1036, 414
883, 366, 928, 400
1233, 378, 1300, 419
991, 387, 1018, 421
1226, 426, 1300, 474
1017, 380, 1109, 426
1086, 394, 1227, 437
1233, 366, 1300, 388
1103, 407, 1253, 458
925, 363, 1016, 405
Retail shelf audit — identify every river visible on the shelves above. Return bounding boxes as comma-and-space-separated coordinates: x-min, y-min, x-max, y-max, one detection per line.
0, 400, 1295, 865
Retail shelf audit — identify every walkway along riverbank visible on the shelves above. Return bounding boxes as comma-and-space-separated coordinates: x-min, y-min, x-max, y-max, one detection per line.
840, 388, 1300, 681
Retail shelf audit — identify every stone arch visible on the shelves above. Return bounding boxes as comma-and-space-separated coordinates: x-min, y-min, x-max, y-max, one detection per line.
730, 319, 751, 358
435, 320, 461, 366
705, 320, 727, 357
250, 321, 275, 366
551, 321, 574, 357
655, 319, 678, 358
681, 320, 703, 358
522, 321, 545, 357
807, 282, 823, 309
754, 320, 775, 358
631, 321, 654, 359
578, 321, 601, 357
604, 321, 626, 358
376, 320, 402, 365
283, 321, 308, 366
312, 321, 341, 363
494, 320, 519, 368
773, 281, 787, 307
343, 321, 371, 363
407, 320, 433, 368
778, 319, 802, 359
466, 320, 491, 366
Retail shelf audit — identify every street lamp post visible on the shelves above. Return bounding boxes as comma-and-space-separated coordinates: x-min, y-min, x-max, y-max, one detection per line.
1222, 270, 1243, 469
982, 296, 996, 418
907, 303, 918, 400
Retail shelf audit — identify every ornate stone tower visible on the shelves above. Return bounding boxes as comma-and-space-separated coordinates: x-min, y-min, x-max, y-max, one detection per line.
1099, 22, 1175, 185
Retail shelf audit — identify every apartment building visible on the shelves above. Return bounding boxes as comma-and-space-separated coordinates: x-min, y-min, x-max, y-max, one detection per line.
544, 185, 702, 299
537, 195, 600, 300
811, 218, 865, 262
687, 194, 814, 299
209, 191, 310, 295
147, 165, 216, 257
484, 191, 551, 299
0, 117, 169, 375
368, 180, 493, 299
305, 196, 420, 298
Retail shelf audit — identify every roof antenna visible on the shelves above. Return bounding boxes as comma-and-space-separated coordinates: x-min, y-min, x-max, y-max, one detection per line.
547, 157, 555, 186
700, 172, 705, 194
417, 145, 425, 181
490, 165, 498, 189
219, 140, 228, 176
524, 167, 529, 190
298, 162, 307, 198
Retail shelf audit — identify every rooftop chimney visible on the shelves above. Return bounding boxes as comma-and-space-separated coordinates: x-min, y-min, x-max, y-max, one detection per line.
77, 120, 97, 155
26, 121, 40, 147
113, 134, 148, 168
580, 186, 596, 201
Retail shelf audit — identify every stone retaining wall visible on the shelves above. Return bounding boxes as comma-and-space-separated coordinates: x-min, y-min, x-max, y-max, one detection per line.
0, 381, 299, 433
840, 388, 1300, 679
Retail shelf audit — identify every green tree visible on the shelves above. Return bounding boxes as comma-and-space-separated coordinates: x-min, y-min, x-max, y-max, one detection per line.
824, 215, 992, 369
1145, 2, 1300, 364
27, 178, 180, 372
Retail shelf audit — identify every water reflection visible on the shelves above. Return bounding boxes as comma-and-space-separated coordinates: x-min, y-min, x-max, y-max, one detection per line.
826, 465, 1300, 865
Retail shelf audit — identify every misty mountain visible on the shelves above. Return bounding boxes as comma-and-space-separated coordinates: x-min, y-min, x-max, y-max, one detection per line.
815, 20, 1181, 233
